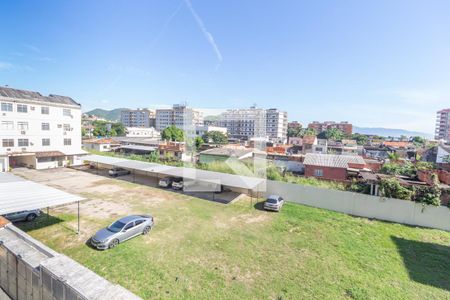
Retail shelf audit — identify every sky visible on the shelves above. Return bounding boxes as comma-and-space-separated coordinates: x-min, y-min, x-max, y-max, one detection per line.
0, 0, 449, 134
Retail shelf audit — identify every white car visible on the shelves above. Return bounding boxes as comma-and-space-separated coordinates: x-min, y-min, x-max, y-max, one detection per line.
263, 195, 285, 212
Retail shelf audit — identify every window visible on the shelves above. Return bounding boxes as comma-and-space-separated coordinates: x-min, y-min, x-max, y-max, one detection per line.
42, 138, 50, 146
314, 169, 323, 177
2, 139, 14, 147
63, 124, 71, 131
1, 102, 13, 112
18, 139, 29, 147
64, 138, 71, 146
41, 123, 50, 130
63, 108, 71, 116
124, 223, 134, 231
135, 219, 145, 226
1, 121, 14, 130
17, 122, 29, 130
17, 104, 28, 113
41, 106, 49, 114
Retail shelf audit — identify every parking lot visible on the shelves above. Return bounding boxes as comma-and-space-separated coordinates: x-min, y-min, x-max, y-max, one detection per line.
11, 167, 450, 300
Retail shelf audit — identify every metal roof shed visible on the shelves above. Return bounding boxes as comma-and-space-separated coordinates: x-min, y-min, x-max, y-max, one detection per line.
0, 173, 85, 233
83, 155, 266, 192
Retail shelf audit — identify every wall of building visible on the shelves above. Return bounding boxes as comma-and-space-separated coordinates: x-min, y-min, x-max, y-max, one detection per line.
265, 180, 450, 232
304, 165, 347, 181
0, 94, 82, 169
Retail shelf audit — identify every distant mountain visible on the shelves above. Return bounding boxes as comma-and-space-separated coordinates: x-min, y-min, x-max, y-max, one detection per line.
353, 126, 433, 139
84, 108, 127, 122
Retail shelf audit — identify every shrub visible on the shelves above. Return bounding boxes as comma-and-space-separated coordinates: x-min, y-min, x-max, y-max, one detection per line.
379, 178, 413, 200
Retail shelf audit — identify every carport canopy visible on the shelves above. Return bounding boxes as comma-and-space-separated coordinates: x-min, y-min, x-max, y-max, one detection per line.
83, 154, 266, 191
0, 173, 85, 231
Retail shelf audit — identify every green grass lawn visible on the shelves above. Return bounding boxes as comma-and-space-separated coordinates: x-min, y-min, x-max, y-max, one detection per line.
18, 183, 450, 300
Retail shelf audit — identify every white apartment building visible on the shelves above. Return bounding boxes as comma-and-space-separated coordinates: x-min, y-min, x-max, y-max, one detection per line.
435, 109, 450, 141
126, 127, 161, 138
155, 104, 203, 131
218, 106, 288, 143
121, 108, 156, 128
0, 87, 84, 171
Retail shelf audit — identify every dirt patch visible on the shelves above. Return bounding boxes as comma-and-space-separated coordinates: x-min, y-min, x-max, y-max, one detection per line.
54, 199, 132, 219
230, 213, 270, 224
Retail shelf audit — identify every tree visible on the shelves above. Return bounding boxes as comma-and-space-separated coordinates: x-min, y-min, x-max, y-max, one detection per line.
351, 133, 369, 145
91, 120, 125, 137
111, 122, 126, 136
161, 125, 185, 142
194, 136, 204, 150
203, 131, 227, 144
288, 127, 316, 138
412, 136, 426, 146
318, 128, 344, 140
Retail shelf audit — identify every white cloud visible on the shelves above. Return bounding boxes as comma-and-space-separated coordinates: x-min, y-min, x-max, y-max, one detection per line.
184, 0, 223, 70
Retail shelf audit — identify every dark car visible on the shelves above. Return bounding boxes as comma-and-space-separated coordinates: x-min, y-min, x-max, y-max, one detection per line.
3, 209, 41, 222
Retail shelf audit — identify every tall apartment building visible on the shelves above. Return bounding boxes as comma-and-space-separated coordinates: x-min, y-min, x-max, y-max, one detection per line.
121, 108, 156, 128
218, 106, 288, 143
0, 87, 84, 171
308, 121, 353, 135
435, 109, 450, 141
155, 104, 203, 131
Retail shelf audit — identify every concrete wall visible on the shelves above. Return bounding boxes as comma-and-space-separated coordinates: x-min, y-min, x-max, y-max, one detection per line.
265, 180, 450, 232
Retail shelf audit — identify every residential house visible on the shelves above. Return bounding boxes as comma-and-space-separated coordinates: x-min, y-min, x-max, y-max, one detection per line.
82, 138, 120, 152
312, 139, 328, 154
301, 136, 318, 154
303, 153, 366, 181
158, 141, 187, 161
327, 139, 358, 156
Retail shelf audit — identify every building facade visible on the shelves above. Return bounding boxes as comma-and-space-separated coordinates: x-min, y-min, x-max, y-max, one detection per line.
308, 121, 353, 135
195, 125, 227, 137
126, 127, 161, 138
120, 108, 156, 128
155, 104, 203, 131
218, 106, 288, 142
0, 87, 84, 171
435, 109, 450, 141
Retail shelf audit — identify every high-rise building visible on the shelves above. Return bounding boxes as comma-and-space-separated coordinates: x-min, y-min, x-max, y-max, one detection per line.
120, 109, 156, 128
218, 106, 288, 143
435, 109, 450, 141
155, 104, 203, 131
0, 86, 84, 171
308, 121, 353, 135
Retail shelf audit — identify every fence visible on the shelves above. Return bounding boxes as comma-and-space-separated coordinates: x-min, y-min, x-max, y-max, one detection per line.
265, 180, 450, 232
0, 224, 140, 300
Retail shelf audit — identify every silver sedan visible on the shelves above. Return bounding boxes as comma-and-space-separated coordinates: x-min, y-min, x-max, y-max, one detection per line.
90, 215, 154, 250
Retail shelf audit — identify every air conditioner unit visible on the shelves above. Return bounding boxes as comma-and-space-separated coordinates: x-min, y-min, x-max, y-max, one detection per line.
30, 106, 35, 111
21, 148, 26, 151
63, 132, 67, 135
30, 142, 34, 146
6, 148, 11, 151
21, 131, 26, 135
2, 113, 5, 116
